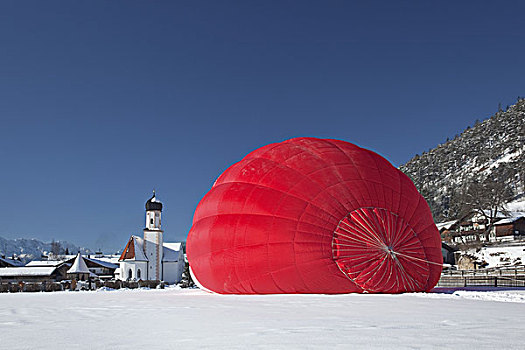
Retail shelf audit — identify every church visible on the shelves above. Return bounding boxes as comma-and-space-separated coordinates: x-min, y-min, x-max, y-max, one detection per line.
116, 192, 184, 284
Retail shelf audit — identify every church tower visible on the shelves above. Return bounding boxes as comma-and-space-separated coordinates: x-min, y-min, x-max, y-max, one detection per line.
143, 191, 163, 281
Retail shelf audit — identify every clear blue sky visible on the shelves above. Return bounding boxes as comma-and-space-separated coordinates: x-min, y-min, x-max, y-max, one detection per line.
1, 1, 524, 252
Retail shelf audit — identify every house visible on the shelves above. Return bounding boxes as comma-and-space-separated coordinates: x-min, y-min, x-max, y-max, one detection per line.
436, 220, 458, 243
0, 266, 64, 282
117, 192, 185, 284
24, 260, 71, 280
493, 216, 525, 240
66, 253, 93, 281
438, 210, 525, 244
82, 257, 118, 280
25, 255, 118, 280
57, 255, 119, 280
0, 256, 24, 268
441, 242, 457, 265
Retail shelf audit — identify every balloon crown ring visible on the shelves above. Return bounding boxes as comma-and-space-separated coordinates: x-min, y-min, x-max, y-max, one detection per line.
332, 207, 431, 293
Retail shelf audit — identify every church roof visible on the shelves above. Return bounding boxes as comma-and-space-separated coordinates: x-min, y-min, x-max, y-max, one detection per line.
163, 243, 183, 262
67, 253, 90, 274
119, 236, 148, 262
146, 192, 162, 212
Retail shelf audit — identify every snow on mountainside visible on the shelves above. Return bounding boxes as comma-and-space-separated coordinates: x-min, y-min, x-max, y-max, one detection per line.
0, 236, 91, 263
400, 98, 525, 221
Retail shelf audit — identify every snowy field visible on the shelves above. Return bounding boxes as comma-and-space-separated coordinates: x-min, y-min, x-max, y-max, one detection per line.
1, 288, 524, 349
471, 245, 525, 267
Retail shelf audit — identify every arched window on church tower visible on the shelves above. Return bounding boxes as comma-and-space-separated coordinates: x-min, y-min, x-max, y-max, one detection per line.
128, 269, 132, 280
137, 269, 141, 280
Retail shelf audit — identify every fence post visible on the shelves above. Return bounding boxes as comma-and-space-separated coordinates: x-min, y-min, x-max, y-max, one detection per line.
494, 277, 497, 287
464, 277, 467, 287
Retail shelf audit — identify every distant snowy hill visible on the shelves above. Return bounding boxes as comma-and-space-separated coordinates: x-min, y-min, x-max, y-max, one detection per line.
400, 98, 525, 221
0, 236, 92, 263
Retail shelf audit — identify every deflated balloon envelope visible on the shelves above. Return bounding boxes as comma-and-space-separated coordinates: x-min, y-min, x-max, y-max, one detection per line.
186, 137, 442, 294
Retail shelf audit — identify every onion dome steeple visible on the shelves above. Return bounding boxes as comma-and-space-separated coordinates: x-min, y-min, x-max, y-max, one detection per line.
145, 190, 163, 212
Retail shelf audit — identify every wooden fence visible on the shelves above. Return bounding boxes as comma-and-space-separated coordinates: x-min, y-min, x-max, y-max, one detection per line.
0, 279, 166, 293
3, 269, 525, 292
438, 266, 525, 288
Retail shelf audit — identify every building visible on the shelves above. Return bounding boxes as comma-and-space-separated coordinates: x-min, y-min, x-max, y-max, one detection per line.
0, 256, 24, 268
438, 210, 525, 244
46, 254, 119, 280
81, 257, 118, 280
493, 216, 525, 240
441, 242, 458, 265
66, 253, 92, 281
0, 266, 64, 282
117, 192, 184, 284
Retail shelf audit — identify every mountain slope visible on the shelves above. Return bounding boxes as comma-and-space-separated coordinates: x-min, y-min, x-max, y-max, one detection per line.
0, 236, 92, 263
400, 98, 525, 221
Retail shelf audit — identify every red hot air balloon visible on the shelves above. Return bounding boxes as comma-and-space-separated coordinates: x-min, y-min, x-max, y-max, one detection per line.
186, 137, 442, 294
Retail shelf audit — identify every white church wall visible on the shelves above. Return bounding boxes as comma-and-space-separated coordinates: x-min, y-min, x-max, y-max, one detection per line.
162, 260, 184, 284
118, 261, 148, 281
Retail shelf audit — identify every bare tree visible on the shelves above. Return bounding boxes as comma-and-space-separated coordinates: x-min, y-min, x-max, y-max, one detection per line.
461, 176, 513, 241
50, 240, 62, 258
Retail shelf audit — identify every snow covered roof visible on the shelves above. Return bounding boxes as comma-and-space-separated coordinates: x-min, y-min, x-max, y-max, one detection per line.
163, 242, 183, 262
67, 253, 90, 274
0, 267, 56, 277
164, 242, 182, 251
0, 257, 24, 267
479, 210, 512, 219
84, 257, 119, 270
95, 255, 121, 264
119, 236, 148, 262
25, 260, 67, 267
436, 220, 458, 231
506, 198, 525, 213
494, 216, 524, 225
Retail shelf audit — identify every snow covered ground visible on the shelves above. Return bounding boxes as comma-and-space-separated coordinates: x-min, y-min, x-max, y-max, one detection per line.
506, 198, 525, 212
1, 288, 524, 349
469, 245, 525, 268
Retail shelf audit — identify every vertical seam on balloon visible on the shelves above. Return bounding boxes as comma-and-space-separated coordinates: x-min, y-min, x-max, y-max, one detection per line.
265, 173, 290, 294
324, 140, 374, 208
399, 193, 434, 290
237, 180, 258, 294
369, 153, 389, 213
291, 200, 318, 292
